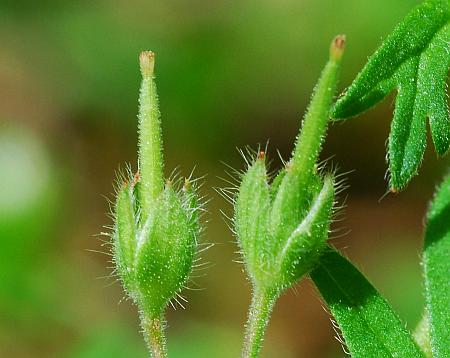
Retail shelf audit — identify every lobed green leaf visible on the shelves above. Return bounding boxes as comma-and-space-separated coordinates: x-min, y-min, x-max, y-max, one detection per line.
311, 249, 424, 358
423, 174, 450, 357
332, 0, 450, 191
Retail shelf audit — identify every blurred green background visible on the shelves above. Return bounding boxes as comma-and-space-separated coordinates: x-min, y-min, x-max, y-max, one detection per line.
1, 0, 448, 357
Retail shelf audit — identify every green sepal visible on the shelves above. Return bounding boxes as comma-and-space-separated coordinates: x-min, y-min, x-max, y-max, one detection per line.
114, 181, 137, 294
235, 156, 271, 285
269, 170, 322, 256
135, 185, 197, 318
269, 167, 286, 199
332, 0, 450, 191
277, 175, 334, 290
423, 174, 450, 357
181, 179, 201, 238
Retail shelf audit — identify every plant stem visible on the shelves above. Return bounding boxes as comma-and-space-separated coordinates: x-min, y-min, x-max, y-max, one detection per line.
142, 313, 167, 358
242, 289, 276, 358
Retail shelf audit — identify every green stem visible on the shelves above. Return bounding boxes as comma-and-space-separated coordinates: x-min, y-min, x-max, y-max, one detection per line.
142, 313, 167, 358
242, 289, 276, 358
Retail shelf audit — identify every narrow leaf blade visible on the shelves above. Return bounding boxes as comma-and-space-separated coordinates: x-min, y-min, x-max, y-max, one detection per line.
421, 22, 450, 156
388, 56, 427, 190
423, 174, 450, 357
311, 249, 424, 358
389, 22, 450, 190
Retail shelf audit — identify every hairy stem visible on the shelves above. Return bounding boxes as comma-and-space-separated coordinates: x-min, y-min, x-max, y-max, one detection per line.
242, 289, 276, 358
142, 313, 167, 358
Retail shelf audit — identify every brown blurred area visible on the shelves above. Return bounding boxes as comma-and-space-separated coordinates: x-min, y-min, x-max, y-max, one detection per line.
0, 0, 447, 357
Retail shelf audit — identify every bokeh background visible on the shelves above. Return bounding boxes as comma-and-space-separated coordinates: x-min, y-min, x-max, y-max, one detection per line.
1, 0, 448, 356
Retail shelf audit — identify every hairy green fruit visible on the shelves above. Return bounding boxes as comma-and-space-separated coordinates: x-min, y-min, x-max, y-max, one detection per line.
236, 36, 344, 297
235, 35, 345, 358
111, 51, 201, 357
